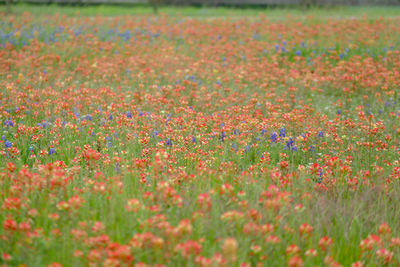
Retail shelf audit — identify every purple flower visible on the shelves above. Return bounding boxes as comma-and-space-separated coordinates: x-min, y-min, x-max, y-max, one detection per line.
279, 128, 286, 137
270, 132, 278, 143
4, 119, 14, 127
220, 132, 226, 142
286, 137, 294, 148
5, 140, 12, 148
49, 148, 56, 155
166, 138, 172, 147
261, 129, 267, 136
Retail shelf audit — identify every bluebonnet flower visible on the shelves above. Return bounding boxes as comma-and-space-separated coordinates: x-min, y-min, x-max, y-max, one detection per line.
1, 135, 6, 140
114, 163, 120, 173
261, 129, 267, 136
192, 136, 196, 143
166, 138, 172, 147
292, 146, 297, 152
245, 145, 250, 152
295, 50, 301, 56
4, 119, 14, 127
153, 130, 159, 137
139, 111, 143, 116
5, 140, 12, 148
49, 148, 56, 155
232, 143, 238, 152
279, 128, 286, 137
106, 136, 112, 141
317, 169, 323, 183
318, 131, 324, 137
337, 109, 341, 115
286, 137, 294, 149
86, 114, 92, 121
270, 132, 278, 143
220, 132, 226, 142
234, 129, 240, 135
108, 114, 113, 120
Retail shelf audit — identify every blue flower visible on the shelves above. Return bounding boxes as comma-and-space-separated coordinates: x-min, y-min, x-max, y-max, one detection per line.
192, 136, 196, 143
232, 143, 238, 152
1, 135, 5, 140
86, 114, 92, 121
220, 132, 226, 142
295, 50, 301, 56
5, 140, 12, 148
261, 129, 267, 136
318, 131, 324, 137
245, 145, 250, 152
127, 111, 132, 118
234, 129, 240, 135
270, 132, 278, 143
279, 128, 286, 137
286, 137, 294, 148
4, 119, 14, 127
108, 114, 113, 120
166, 138, 172, 147
49, 148, 56, 155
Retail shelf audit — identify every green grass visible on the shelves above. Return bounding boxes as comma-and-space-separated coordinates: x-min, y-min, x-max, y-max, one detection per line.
1, 3, 400, 18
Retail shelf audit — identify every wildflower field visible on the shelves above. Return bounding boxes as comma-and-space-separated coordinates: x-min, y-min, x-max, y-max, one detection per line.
1, 7, 400, 267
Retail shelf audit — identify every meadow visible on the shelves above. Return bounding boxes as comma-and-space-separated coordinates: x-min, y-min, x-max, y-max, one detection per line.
1, 5, 400, 267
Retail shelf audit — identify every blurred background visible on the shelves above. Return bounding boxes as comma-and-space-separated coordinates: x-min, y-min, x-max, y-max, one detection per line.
1, 0, 400, 8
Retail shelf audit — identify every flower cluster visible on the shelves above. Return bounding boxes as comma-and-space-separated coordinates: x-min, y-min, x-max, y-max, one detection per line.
0, 11, 400, 267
